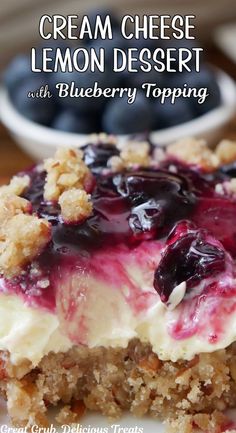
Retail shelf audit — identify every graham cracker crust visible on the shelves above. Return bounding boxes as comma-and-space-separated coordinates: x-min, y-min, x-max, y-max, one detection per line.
1, 339, 236, 432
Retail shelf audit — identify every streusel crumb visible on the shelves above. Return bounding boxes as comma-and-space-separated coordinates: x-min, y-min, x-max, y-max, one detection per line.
90, 133, 117, 146
59, 189, 93, 223
166, 411, 227, 433
167, 138, 220, 171
227, 179, 236, 194
0, 214, 51, 277
216, 178, 236, 196
216, 140, 236, 165
107, 155, 125, 172
108, 141, 151, 171
152, 147, 166, 163
56, 406, 79, 424
0, 194, 30, 226
120, 141, 150, 167
0, 175, 30, 197
44, 148, 91, 201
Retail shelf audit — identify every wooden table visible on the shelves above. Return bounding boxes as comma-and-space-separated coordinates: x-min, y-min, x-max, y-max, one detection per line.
0, 125, 34, 183
0, 45, 236, 184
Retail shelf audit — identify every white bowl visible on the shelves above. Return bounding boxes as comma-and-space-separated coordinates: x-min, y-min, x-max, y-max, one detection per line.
0, 68, 236, 161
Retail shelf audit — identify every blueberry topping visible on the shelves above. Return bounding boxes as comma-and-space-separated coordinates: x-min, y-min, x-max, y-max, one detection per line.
82, 142, 120, 174
11, 157, 236, 313
22, 157, 236, 259
23, 168, 46, 206
154, 225, 226, 304
219, 162, 236, 178
37, 202, 61, 226
114, 170, 196, 236
22, 162, 198, 252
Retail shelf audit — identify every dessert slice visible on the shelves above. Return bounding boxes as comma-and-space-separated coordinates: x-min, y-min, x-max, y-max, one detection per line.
1, 136, 236, 432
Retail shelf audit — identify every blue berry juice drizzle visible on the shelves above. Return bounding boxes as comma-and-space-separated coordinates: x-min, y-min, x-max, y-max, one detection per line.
154, 222, 226, 304
4, 145, 236, 318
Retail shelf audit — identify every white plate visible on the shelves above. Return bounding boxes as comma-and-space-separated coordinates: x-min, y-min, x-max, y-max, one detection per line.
214, 23, 236, 63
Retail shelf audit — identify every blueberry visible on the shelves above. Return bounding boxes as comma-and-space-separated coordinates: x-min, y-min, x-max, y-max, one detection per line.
219, 162, 236, 178
51, 65, 113, 114
123, 57, 167, 90
129, 35, 161, 53
89, 29, 128, 65
87, 30, 128, 88
83, 8, 120, 45
102, 91, 154, 134
12, 76, 56, 125
51, 110, 98, 133
22, 168, 61, 224
90, 40, 124, 87
23, 168, 45, 207
153, 97, 195, 129
3, 55, 33, 95
33, 40, 70, 71
154, 226, 226, 304
82, 142, 120, 174
37, 202, 61, 225
173, 66, 221, 116
52, 69, 106, 113
119, 48, 167, 90
194, 68, 221, 115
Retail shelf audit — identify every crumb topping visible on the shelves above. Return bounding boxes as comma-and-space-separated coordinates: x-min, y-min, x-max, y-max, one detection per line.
59, 189, 93, 223
108, 140, 150, 171
44, 148, 91, 201
0, 175, 30, 197
0, 214, 51, 278
120, 141, 150, 167
107, 155, 125, 172
90, 132, 117, 146
167, 138, 220, 171
43, 147, 93, 224
0, 194, 30, 226
215, 178, 236, 196
216, 139, 236, 165
152, 147, 166, 164
0, 180, 51, 278
227, 178, 236, 194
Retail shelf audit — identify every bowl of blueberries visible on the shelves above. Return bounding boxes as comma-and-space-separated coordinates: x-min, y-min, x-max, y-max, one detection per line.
0, 8, 236, 160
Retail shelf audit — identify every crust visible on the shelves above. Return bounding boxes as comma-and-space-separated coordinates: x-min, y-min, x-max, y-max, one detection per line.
1, 339, 236, 432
